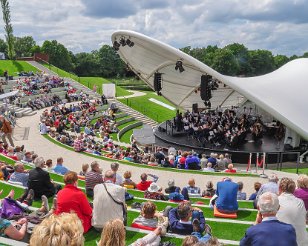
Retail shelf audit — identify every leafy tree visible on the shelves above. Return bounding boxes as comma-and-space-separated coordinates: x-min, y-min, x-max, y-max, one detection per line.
0, 0, 14, 59
97, 45, 125, 77
225, 43, 251, 75
30, 45, 41, 55
41, 40, 73, 71
211, 48, 240, 75
274, 54, 289, 69
74, 52, 100, 77
0, 38, 7, 56
248, 50, 275, 75
14, 36, 36, 57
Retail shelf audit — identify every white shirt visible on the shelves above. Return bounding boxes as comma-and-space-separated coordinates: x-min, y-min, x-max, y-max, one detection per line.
92, 182, 126, 229
277, 192, 308, 246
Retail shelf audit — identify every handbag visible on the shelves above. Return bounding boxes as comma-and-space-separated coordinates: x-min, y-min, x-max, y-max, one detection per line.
0, 198, 24, 219
102, 182, 127, 226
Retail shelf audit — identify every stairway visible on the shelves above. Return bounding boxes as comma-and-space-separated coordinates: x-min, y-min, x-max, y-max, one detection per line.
108, 98, 158, 128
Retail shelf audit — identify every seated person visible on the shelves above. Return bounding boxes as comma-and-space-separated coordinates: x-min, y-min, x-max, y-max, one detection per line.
249, 182, 262, 202
29, 213, 84, 246
9, 162, 29, 187
144, 183, 167, 201
185, 152, 201, 170
202, 181, 216, 197
52, 157, 69, 175
122, 171, 136, 188
182, 178, 201, 200
224, 163, 236, 173
136, 173, 159, 191
168, 187, 185, 202
167, 201, 208, 235
132, 201, 167, 229
203, 162, 215, 172
54, 171, 92, 233
165, 179, 180, 194
79, 163, 89, 176
237, 181, 247, 200
0, 217, 28, 241
211, 177, 238, 214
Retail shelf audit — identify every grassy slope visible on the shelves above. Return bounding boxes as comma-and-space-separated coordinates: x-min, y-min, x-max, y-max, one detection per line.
0, 60, 38, 75
282, 167, 308, 175
120, 125, 143, 144
118, 91, 177, 123
42, 64, 132, 97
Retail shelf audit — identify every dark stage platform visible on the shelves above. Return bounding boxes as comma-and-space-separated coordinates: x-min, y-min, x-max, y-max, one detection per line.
154, 122, 300, 164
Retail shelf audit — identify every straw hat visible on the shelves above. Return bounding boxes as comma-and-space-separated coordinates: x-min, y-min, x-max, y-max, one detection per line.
148, 182, 160, 193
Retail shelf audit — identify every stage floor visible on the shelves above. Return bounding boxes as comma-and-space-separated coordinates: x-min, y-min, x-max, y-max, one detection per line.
154, 122, 293, 163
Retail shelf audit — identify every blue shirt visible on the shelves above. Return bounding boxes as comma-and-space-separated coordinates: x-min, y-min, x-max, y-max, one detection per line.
53, 164, 69, 175
9, 172, 29, 187
216, 180, 239, 212
185, 155, 200, 169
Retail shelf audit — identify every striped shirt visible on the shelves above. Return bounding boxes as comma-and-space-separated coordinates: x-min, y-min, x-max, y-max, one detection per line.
85, 170, 103, 190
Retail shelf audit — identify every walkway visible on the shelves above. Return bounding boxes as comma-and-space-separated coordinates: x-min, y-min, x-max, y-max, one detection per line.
116, 90, 146, 99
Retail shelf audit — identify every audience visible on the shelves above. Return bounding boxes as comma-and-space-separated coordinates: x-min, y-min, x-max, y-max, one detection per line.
225, 163, 236, 173
85, 161, 103, 197
52, 157, 69, 175
144, 182, 167, 201
165, 179, 180, 194
54, 171, 92, 233
29, 213, 84, 246
9, 162, 29, 187
182, 178, 201, 199
202, 181, 216, 198
122, 171, 136, 188
240, 192, 297, 246
92, 170, 126, 230
276, 177, 308, 246
248, 182, 261, 201
294, 174, 308, 211
110, 162, 123, 186
203, 162, 215, 172
136, 173, 159, 191
237, 181, 247, 200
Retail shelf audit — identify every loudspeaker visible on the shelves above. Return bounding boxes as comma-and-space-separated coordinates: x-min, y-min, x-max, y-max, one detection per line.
154, 73, 162, 91
200, 75, 212, 101
192, 103, 198, 113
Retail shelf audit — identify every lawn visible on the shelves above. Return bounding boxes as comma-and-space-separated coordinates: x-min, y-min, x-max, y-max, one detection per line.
118, 91, 178, 123
120, 125, 143, 144
0, 60, 38, 75
282, 167, 308, 175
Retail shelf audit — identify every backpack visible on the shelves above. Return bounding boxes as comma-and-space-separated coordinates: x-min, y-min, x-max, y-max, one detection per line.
0, 198, 24, 219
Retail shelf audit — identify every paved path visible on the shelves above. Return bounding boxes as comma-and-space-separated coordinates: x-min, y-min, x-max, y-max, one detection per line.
12, 106, 299, 195
116, 90, 146, 99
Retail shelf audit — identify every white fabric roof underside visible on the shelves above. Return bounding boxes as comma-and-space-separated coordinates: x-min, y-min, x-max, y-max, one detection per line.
112, 30, 308, 140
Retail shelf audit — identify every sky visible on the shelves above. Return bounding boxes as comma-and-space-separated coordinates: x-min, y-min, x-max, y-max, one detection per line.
1, 0, 308, 56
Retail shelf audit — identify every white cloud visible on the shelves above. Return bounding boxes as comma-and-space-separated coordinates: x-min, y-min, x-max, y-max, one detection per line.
0, 0, 306, 55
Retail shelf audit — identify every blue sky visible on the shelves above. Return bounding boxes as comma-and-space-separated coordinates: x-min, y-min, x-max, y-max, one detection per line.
1, 0, 308, 56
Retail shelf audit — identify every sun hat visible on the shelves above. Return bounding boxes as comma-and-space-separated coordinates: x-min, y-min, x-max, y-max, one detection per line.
148, 182, 160, 193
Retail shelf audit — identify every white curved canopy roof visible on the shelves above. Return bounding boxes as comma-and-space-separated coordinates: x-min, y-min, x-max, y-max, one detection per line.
111, 30, 308, 140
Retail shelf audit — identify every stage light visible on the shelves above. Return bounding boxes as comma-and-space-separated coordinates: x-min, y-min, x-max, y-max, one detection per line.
113, 41, 120, 51
126, 39, 135, 47
175, 60, 185, 73
120, 37, 126, 47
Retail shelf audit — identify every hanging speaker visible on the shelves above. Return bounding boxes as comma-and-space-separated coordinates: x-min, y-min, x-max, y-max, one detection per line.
154, 73, 162, 91
200, 75, 212, 101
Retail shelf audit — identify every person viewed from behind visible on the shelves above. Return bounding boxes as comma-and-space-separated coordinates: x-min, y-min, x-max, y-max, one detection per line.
92, 170, 126, 230
237, 182, 247, 200
255, 173, 279, 202
28, 157, 60, 199
0, 217, 28, 241
136, 173, 159, 191
122, 171, 136, 188
249, 182, 262, 201
165, 179, 180, 194
29, 213, 84, 246
240, 192, 297, 246
52, 157, 69, 175
110, 162, 123, 186
202, 181, 216, 198
211, 177, 238, 214
0, 115, 14, 147
85, 161, 103, 197
182, 178, 201, 200
54, 171, 92, 233
294, 174, 308, 212
144, 182, 167, 201
276, 177, 308, 246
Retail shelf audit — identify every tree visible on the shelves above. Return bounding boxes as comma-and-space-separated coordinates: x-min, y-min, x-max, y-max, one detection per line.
274, 55, 289, 69
14, 36, 36, 57
0, 0, 15, 59
41, 40, 73, 71
0, 38, 7, 56
97, 45, 125, 77
74, 52, 100, 77
211, 48, 240, 75
225, 43, 251, 76
248, 50, 275, 76
30, 45, 41, 55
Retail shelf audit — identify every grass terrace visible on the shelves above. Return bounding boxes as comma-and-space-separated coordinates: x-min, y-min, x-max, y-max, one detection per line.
0, 60, 38, 75
118, 91, 178, 123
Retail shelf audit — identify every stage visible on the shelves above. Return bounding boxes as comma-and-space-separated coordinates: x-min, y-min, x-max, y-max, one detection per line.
154, 121, 300, 164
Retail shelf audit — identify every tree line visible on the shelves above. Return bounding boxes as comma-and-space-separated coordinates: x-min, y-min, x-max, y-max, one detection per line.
0, 36, 308, 78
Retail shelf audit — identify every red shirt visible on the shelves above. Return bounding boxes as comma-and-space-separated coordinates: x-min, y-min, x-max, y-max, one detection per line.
136, 181, 153, 191
225, 169, 236, 173
55, 184, 92, 233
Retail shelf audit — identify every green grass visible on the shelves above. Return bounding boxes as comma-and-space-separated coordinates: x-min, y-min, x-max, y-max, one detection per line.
43, 134, 259, 177
0, 60, 39, 75
42, 64, 132, 97
120, 125, 143, 144
118, 91, 177, 123
109, 120, 139, 141
282, 167, 308, 175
